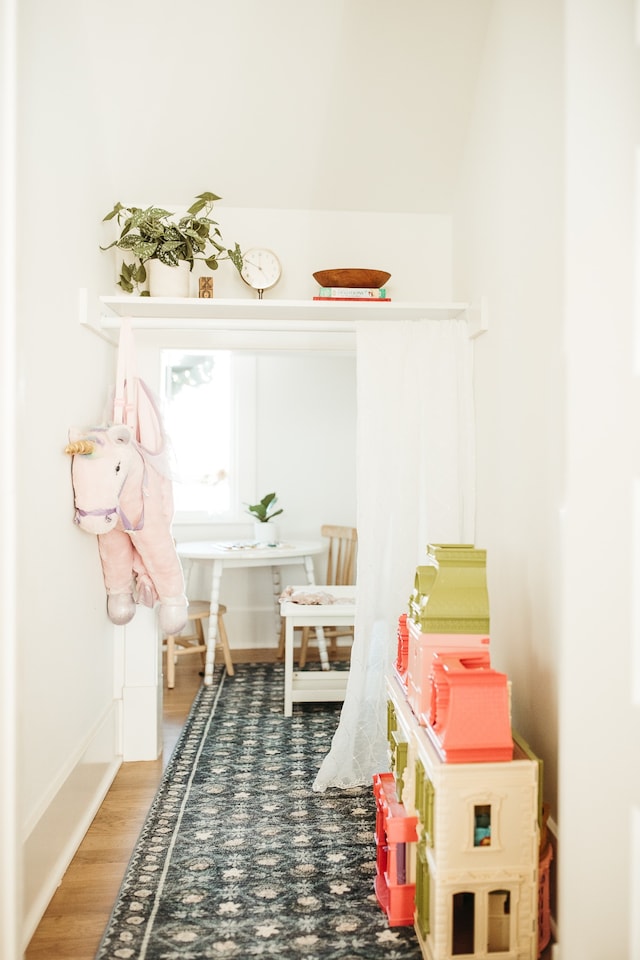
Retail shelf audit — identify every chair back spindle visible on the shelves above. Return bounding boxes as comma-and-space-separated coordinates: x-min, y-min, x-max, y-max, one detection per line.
321, 524, 357, 585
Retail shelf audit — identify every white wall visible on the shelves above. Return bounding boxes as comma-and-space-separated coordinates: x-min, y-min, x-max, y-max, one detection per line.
90, 0, 492, 215
453, 0, 564, 823
455, 1, 640, 957
1, 1, 20, 955
16, 0, 120, 944
561, 2, 640, 956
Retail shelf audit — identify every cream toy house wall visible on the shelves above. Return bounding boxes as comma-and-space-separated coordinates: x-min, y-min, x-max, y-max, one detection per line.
387, 673, 539, 960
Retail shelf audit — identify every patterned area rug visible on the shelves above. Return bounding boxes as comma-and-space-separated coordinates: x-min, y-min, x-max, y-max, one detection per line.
96, 662, 423, 959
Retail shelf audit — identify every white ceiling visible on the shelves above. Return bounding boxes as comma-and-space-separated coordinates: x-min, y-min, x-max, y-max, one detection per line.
87, 0, 493, 214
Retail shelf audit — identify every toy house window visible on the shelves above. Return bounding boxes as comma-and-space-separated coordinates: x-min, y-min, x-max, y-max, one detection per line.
391, 731, 408, 795
415, 758, 435, 846
474, 803, 492, 846
415, 757, 425, 813
415, 840, 430, 938
487, 889, 511, 953
452, 891, 475, 955
386, 698, 397, 745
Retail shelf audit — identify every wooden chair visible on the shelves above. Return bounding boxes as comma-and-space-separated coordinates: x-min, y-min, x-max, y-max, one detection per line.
279, 524, 357, 666
164, 600, 234, 689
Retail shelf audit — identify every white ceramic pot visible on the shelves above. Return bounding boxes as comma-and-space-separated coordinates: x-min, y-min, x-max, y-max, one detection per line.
147, 259, 190, 297
254, 522, 279, 544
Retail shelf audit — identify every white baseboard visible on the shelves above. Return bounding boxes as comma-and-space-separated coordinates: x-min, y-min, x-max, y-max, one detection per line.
21, 703, 121, 950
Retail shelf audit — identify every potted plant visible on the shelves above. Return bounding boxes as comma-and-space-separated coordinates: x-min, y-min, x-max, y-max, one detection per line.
101, 191, 244, 296
246, 492, 283, 543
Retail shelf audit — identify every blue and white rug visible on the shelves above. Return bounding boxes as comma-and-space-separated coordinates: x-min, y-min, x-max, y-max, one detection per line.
95, 662, 423, 959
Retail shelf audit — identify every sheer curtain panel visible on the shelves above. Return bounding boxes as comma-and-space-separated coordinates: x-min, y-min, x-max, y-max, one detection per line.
313, 317, 475, 791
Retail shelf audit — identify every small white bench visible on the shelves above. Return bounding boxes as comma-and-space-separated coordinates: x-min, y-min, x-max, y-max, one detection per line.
280, 585, 356, 716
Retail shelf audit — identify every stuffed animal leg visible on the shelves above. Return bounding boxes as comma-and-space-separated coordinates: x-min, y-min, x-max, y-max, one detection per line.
117, 434, 188, 635
97, 527, 137, 625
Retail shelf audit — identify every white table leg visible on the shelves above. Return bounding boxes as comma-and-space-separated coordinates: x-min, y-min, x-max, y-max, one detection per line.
204, 559, 222, 686
302, 554, 316, 586
303, 554, 330, 671
271, 565, 283, 646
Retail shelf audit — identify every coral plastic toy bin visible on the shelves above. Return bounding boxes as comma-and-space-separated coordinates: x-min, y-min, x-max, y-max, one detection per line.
426, 650, 513, 763
406, 616, 490, 722
372, 772, 419, 927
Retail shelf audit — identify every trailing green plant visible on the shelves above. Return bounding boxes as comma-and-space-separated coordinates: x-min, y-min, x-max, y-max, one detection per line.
101, 191, 243, 294
246, 492, 283, 523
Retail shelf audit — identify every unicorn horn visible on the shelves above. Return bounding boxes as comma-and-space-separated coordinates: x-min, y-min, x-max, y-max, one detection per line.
64, 439, 95, 456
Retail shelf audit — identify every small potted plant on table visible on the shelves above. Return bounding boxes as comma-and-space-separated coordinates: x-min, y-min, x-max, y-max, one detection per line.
246, 493, 283, 544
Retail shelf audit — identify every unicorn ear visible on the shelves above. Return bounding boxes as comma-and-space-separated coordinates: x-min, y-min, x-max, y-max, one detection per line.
68, 426, 85, 443
107, 424, 133, 445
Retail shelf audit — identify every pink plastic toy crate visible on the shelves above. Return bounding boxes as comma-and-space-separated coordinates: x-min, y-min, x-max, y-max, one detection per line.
406, 616, 490, 722
373, 772, 419, 927
425, 650, 512, 762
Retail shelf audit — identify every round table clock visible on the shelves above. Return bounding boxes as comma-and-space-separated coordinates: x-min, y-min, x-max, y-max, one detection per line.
240, 247, 282, 298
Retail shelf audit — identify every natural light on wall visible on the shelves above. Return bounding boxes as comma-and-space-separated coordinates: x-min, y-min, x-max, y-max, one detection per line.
161, 349, 232, 518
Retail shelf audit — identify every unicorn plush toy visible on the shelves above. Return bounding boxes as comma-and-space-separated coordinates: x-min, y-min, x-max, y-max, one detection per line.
65, 422, 188, 635
66, 319, 188, 636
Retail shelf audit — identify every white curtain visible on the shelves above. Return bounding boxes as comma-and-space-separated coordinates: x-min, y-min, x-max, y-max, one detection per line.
313, 318, 475, 791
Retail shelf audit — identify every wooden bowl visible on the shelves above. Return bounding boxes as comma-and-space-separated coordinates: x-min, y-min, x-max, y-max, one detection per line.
313, 268, 391, 289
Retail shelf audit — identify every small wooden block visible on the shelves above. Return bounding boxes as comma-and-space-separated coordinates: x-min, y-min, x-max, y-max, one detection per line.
199, 277, 214, 298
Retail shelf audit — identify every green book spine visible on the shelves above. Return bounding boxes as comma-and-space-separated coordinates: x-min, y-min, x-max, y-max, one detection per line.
318, 286, 387, 298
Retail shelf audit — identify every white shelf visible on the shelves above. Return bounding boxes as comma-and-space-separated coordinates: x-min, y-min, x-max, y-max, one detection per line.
100, 295, 470, 325
80, 294, 488, 345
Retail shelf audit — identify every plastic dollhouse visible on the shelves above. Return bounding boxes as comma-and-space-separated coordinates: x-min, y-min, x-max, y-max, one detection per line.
373, 544, 550, 959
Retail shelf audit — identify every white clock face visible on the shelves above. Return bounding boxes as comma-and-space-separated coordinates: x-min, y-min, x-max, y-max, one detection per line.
240, 248, 281, 292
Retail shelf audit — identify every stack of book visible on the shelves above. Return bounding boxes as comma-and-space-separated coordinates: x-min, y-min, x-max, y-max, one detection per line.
313, 286, 391, 302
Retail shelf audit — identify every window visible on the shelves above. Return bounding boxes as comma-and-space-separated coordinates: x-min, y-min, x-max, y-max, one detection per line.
391, 730, 408, 798
452, 891, 475, 955
387, 698, 398, 745
487, 889, 511, 953
474, 804, 491, 847
415, 759, 435, 847
161, 350, 257, 522
161, 349, 233, 517
415, 840, 431, 938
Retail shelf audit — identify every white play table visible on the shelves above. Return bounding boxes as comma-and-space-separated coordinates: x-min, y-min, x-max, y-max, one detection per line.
280, 584, 356, 717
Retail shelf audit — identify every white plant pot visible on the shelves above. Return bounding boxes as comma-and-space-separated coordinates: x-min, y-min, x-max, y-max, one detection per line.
254, 522, 279, 544
147, 259, 190, 298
